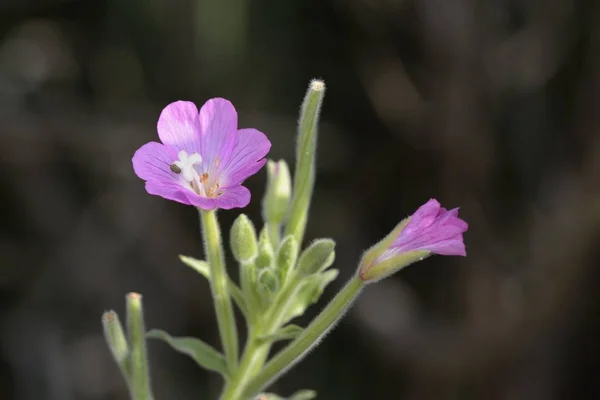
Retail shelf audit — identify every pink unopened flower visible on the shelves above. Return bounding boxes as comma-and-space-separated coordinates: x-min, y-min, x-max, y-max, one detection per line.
132, 99, 271, 210
359, 199, 468, 282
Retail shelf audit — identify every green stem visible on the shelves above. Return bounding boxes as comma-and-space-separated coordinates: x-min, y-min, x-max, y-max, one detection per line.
126, 293, 154, 400
220, 273, 302, 400
220, 330, 271, 400
242, 276, 364, 399
200, 209, 239, 373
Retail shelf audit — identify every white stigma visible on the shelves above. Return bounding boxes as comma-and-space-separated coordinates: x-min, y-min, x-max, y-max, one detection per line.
173, 150, 203, 182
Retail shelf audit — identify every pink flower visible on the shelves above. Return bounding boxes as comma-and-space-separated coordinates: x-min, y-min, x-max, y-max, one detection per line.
132, 99, 271, 210
359, 199, 468, 282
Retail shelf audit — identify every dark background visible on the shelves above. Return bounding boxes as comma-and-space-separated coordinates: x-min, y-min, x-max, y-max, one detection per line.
2, 0, 600, 399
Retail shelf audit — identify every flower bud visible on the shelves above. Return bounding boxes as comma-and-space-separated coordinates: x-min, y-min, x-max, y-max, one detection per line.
284, 79, 326, 244
255, 227, 274, 269
297, 238, 335, 277
262, 160, 292, 224
230, 214, 258, 263
102, 310, 129, 367
276, 235, 299, 283
358, 199, 468, 283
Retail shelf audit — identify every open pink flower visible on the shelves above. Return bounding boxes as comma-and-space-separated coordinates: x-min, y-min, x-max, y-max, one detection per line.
132, 99, 271, 210
359, 199, 468, 282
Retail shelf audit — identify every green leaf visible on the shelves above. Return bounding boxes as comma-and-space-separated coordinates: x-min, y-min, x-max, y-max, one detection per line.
256, 324, 304, 346
180, 255, 210, 278
179, 255, 248, 317
146, 329, 228, 377
289, 389, 317, 400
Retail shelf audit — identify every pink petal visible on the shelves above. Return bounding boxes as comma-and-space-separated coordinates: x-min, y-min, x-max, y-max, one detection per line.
401, 199, 441, 236
145, 182, 193, 205
199, 98, 238, 168
213, 185, 251, 210
182, 191, 218, 210
220, 128, 271, 186
132, 142, 180, 183
157, 101, 202, 155
420, 236, 466, 256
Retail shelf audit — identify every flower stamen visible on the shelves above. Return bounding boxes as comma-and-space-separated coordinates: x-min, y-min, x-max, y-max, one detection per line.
173, 150, 203, 182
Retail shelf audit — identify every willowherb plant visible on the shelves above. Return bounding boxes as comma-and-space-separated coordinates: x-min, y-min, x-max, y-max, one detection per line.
102, 79, 469, 400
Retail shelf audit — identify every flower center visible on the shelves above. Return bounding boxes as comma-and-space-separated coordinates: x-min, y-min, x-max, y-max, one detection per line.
171, 150, 223, 198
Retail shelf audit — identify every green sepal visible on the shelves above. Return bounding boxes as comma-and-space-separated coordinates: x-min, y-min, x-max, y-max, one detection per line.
230, 214, 258, 263
256, 324, 304, 346
146, 329, 229, 378
276, 235, 299, 284
256, 227, 274, 269
297, 239, 335, 277
358, 217, 410, 271
358, 249, 430, 283
179, 255, 248, 317
356, 216, 433, 283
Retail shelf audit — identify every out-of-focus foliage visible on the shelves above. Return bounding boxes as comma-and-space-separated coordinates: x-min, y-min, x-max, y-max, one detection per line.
1, 0, 600, 399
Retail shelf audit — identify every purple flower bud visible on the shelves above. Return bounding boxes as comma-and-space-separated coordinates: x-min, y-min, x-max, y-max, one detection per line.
359, 199, 468, 283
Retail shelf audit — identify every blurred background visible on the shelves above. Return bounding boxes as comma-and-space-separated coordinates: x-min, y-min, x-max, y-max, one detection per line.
2, 0, 600, 399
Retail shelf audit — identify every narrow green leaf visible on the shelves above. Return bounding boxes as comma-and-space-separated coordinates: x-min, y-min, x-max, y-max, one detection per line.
180, 255, 210, 278
179, 255, 248, 317
256, 324, 304, 346
146, 329, 228, 377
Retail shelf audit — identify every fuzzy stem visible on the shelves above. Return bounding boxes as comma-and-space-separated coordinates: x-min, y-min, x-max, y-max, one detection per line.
242, 276, 364, 398
126, 293, 154, 400
220, 271, 302, 400
200, 209, 240, 373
